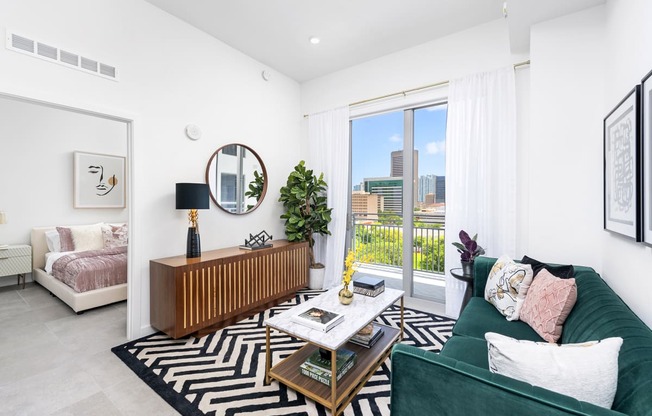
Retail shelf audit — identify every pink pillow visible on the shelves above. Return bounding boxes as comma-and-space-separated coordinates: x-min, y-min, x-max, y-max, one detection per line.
56, 227, 75, 252
520, 269, 577, 343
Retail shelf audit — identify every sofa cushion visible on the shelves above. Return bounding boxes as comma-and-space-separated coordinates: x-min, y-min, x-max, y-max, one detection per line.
484, 255, 534, 321
519, 269, 577, 343
453, 298, 543, 342
486, 332, 623, 409
521, 255, 574, 278
440, 335, 489, 369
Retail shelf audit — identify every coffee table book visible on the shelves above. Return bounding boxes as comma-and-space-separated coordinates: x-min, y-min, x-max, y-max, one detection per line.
349, 324, 385, 348
300, 358, 356, 387
291, 307, 344, 332
353, 276, 384, 289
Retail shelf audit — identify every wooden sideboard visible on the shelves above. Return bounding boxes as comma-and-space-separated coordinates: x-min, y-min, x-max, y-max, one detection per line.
150, 240, 309, 339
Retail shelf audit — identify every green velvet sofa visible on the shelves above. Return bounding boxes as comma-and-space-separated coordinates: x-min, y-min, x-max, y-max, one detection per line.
390, 256, 652, 416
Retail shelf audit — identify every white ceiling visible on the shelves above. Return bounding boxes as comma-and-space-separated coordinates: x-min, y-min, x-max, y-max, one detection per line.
145, 0, 606, 83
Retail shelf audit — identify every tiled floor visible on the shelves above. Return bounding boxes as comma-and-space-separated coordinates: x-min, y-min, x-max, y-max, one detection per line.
0, 283, 447, 416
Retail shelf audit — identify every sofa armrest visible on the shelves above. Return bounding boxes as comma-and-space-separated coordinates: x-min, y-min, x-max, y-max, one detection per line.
390, 344, 621, 416
472, 256, 496, 297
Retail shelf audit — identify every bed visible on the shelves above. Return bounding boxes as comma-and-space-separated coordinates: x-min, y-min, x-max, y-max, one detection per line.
31, 225, 128, 313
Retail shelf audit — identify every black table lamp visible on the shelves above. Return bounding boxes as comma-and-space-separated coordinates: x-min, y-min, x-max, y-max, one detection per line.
176, 183, 210, 258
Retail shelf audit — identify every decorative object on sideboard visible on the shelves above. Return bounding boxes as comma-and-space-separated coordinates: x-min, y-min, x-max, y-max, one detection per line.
239, 230, 273, 250
73, 151, 126, 209
0, 211, 6, 249
642, 69, 652, 245
279, 160, 333, 290
603, 86, 641, 241
452, 230, 485, 276
176, 183, 210, 258
205, 143, 268, 215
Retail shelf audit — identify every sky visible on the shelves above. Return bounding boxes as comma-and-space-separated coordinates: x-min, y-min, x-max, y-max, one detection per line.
351, 104, 448, 188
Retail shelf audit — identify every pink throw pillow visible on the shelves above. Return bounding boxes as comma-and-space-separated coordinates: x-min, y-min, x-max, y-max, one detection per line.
520, 269, 577, 343
56, 227, 75, 252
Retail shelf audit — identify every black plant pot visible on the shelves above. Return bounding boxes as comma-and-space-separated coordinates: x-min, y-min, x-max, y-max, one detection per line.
461, 260, 474, 276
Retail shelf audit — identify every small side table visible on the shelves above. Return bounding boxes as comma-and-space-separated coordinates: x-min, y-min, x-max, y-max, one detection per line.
0, 245, 32, 289
450, 268, 474, 315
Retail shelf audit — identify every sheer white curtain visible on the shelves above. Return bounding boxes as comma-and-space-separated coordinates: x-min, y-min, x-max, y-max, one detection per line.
445, 67, 517, 318
308, 106, 350, 289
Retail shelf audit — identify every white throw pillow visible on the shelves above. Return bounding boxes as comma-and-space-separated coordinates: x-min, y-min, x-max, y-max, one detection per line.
484, 255, 533, 321
486, 332, 623, 409
70, 223, 104, 251
45, 230, 61, 252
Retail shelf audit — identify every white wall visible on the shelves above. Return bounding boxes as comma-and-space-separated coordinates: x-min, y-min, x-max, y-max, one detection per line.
601, 0, 652, 327
528, 7, 606, 269
0, 0, 301, 337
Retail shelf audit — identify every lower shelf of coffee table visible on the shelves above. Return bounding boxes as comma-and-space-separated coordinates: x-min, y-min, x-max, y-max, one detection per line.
268, 324, 400, 410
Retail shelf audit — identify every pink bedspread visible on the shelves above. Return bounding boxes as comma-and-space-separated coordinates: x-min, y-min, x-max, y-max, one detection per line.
51, 246, 127, 293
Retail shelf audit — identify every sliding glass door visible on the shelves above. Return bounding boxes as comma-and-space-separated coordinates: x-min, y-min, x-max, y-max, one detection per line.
350, 103, 447, 301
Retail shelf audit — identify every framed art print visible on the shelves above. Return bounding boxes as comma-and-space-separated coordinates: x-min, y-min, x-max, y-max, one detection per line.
643, 70, 652, 244
603, 86, 641, 241
74, 151, 126, 208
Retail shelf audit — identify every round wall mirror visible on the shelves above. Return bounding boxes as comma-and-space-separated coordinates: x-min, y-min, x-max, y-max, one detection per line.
205, 143, 268, 214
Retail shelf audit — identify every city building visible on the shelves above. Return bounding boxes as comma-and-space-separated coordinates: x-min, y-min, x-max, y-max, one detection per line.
351, 190, 384, 216
418, 174, 437, 202
364, 177, 403, 213
390, 150, 418, 205
425, 193, 435, 205
436, 176, 446, 203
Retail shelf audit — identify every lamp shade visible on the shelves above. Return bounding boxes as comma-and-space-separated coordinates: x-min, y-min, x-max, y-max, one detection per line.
176, 183, 210, 210
0, 211, 6, 224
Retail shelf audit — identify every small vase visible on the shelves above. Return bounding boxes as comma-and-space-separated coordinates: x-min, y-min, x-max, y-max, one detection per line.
338, 284, 353, 305
461, 260, 474, 276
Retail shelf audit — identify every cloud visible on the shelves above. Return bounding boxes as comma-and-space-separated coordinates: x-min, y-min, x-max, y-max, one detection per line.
389, 134, 402, 142
426, 141, 446, 155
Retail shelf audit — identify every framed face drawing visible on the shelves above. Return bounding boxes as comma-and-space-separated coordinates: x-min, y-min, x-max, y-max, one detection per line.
74, 151, 126, 208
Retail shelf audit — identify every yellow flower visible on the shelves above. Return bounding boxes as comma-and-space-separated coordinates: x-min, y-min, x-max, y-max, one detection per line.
342, 249, 370, 286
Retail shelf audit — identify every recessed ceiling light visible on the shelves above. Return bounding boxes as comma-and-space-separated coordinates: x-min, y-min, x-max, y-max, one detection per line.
309, 36, 320, 45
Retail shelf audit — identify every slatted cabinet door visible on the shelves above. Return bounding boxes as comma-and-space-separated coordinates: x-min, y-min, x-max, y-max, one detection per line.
150, 240, 309, 339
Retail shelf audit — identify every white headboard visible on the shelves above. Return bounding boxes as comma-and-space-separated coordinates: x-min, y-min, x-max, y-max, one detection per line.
30, 226, 55, 270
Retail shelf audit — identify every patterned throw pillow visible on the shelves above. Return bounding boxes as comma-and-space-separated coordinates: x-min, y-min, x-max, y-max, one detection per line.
484, 255, 534, 321
486, 332, 622, 409
519, 269, 577, 343
102, 223, 128, 248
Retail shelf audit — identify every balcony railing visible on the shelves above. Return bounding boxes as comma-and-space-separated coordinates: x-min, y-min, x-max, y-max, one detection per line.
353, 212, 445, 274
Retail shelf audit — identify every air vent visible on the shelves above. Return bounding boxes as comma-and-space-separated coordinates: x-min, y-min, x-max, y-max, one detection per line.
11, 34, 33, 52
60, 50, 78, 66
81, 57, 98, 72
5, 30, 118, 81
37, 42, 57, 60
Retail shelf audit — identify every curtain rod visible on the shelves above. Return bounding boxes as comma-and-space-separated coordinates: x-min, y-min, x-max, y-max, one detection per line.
303, 59, 530, 118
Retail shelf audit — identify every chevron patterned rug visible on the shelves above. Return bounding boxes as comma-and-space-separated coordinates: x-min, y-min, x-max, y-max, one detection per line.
112, 290, 454, 416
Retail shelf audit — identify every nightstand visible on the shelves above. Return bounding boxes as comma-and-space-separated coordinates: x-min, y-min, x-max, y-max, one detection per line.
0, 245, 32, 289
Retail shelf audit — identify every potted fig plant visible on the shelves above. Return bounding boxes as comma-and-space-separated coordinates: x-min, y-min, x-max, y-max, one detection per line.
279, 161, 332, 289
452, 230, 485, 276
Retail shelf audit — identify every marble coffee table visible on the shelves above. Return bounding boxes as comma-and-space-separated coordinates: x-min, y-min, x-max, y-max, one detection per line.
264, 286, 404, 416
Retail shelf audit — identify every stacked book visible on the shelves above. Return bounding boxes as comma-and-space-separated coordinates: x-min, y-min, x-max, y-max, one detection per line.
291, 307, 344, 332
299, 348, 357, 387
349, 323, 385, 348
352, 276, 385, 297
